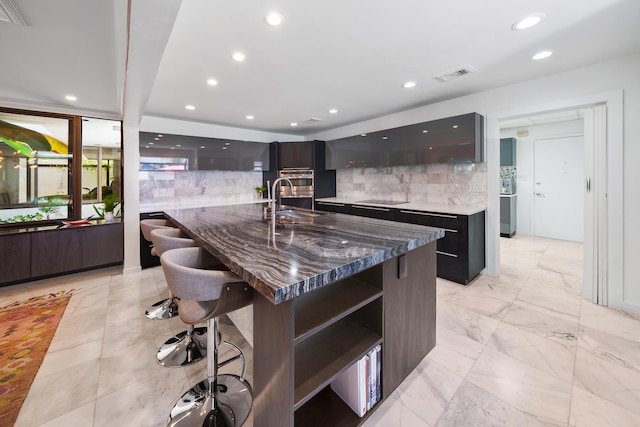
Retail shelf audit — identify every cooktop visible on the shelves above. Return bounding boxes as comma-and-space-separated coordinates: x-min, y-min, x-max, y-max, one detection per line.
355, 199, 409, 205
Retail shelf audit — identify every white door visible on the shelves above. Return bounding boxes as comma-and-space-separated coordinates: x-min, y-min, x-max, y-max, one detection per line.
533, 136, 584, 242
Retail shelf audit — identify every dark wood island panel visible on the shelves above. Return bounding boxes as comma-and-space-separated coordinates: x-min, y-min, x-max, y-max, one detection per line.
164, 204, 442, 426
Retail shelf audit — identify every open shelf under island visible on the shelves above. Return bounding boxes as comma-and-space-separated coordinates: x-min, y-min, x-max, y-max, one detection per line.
164, 204, 443, 426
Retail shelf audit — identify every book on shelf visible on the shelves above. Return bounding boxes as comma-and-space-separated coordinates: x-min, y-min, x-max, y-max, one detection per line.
331, 345, 382, 417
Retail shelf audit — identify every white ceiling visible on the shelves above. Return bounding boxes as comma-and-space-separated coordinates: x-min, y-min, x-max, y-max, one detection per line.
0, 0, 638, 137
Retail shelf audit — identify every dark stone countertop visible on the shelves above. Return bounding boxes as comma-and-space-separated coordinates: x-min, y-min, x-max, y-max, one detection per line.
165, 204, 444, 305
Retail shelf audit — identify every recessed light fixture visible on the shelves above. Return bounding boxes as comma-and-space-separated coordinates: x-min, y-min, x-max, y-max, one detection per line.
232, 52, 246, 62
246, 115, 255, 120
223, 147, 228, 150
265, 12, 284, 26
185, 105, 196, 110
532, 50, 552, 60
290, 122, 298, 127
329, 109, 338, 114
176, 144, 181, 147
225, 142, 231, 146
382, 136, 388, 140
200, 146, 205, 149
452, 125, 459, 129
207, 79, 218, 86
148, 142, 154, 145
402, 81, 417, 89
65, 95, 77, 101
512, 13, 545, 30
361, 134, 367, 137
422, 130, 429, 133
170, 147, 175, 150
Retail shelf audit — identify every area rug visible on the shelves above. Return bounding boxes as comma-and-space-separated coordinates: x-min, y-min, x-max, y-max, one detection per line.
0, 289, 74, 426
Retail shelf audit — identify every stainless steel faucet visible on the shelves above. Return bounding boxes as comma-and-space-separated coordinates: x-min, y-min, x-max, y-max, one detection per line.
271, 177, 294, 215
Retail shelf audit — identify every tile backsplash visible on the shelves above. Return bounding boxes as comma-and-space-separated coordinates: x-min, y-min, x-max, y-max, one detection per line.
139, 170, 262, 210
336, 163, 487, 208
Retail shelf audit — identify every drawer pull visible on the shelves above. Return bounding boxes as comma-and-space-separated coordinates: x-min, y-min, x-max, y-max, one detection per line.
437, 251, 458, 258
399, 210, 457, 219
352, 205, 390, 212
317, 202, 345, 207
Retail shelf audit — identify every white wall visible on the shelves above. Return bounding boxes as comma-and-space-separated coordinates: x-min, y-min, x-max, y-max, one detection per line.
310, 52, 640, 313
501, 119, 584, 236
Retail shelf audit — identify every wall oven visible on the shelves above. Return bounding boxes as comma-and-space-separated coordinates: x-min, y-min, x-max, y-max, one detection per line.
278, 168, 314, 199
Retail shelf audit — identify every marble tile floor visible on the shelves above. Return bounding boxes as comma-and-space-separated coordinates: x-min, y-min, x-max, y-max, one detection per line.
5, 235, 640, 426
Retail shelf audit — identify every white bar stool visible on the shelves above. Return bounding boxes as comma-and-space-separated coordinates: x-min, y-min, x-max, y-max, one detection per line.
140, 218, 179, 320
161, 247, 253, 427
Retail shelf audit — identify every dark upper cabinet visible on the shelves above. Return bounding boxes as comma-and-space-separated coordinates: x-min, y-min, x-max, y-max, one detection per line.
500, 137, 516, 166
139, 132, 270, 172
325, 112, 484, 169
278, 141, 313, 169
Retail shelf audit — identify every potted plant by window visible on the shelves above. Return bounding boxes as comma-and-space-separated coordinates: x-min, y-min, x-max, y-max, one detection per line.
93, 193, 120, 223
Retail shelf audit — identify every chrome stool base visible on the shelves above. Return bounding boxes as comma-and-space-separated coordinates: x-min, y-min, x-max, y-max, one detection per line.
145, 297, 179, 320
157, 326, 207, 367
168, 375, 253, 427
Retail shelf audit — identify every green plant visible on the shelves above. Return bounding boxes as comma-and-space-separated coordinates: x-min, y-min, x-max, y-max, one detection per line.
255, 185, 267, 196
93, 193, 120, 217
37, 197, 67, 218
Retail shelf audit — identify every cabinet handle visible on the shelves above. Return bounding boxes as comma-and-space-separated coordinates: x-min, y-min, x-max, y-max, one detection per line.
317, 202, 345, 207
399, 210, 457, 219
352, 205, 390, 212
586, 177, 591, 192
437, 250, 458, 258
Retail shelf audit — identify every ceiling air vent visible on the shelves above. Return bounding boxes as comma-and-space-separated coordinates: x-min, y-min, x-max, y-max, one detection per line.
433, 65, 477, 82
301, 117, 322, 125
0, 0, 27, 26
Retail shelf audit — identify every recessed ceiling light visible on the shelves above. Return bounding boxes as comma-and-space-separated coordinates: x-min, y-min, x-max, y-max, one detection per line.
65, 95, 77, 101
223, 147, 228, 150
329, 109, 338, 114
176, 144, 181, 147
532, 50, 552, 60
185, 105, 196, 110
360, 134, 367, 137
452, 125, 459, 129
170, 147, 175, 150
207, 79, 218, 86
512, 13, 545, 30
402, 81, 417, 89
265, 12, 284, 26
148, 142, 154, 145
290, 122, 298, 127
200, 146, 205, 149
246, 115, 255, 120
225, 142, 231, 145
382, 136, 388, 140
232, 52, 246, 62
422, 130, 429, 133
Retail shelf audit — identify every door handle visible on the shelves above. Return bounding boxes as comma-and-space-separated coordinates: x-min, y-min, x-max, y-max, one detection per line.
586, 177, 591, 192
535, 192, 545, 197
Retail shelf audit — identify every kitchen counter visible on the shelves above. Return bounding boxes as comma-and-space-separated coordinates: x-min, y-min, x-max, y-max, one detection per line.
140, 198, 266, 214
315, 197, 486, 216
164, 204, 443, 304
164, 203, 442, 426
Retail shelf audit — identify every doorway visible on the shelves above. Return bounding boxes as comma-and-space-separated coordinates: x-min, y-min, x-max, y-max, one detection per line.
488, 91, 623, 310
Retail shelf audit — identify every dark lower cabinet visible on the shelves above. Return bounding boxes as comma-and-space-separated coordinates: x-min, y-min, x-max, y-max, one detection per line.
31, 228, 83, 277
0, 222, 124, 287
0, 233, 31, 284
82, 223, 124, 268
317, 202, 485, 284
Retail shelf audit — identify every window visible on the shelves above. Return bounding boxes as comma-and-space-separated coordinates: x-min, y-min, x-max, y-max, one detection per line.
0, 109, 73, 224
81, 117, 122, 218
0, 108, 122, 226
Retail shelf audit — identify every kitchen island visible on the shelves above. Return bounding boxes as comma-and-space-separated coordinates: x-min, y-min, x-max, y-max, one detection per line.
164, 204, 443, 426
